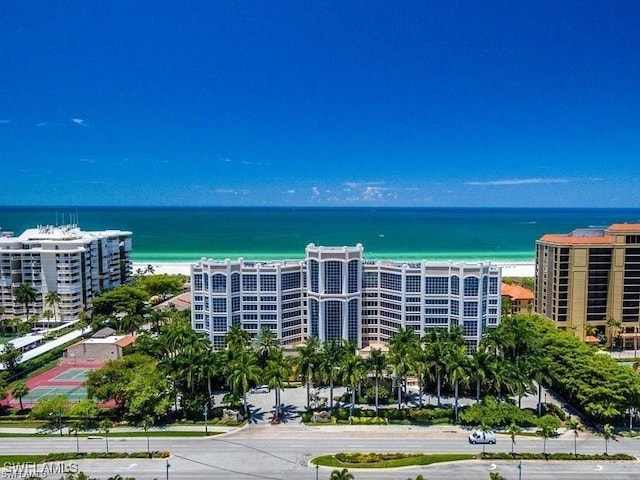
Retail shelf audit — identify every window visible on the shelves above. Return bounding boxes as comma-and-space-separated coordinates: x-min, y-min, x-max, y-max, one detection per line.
260, 274, 277, 292
463, 301, 478, 317
231, 273, 240, 293
282, 272, 301, 290
451, 300, 459, 316
489, 277, 498, 295
451, 276, 461, 295
348, 299, 358, 343
425, 277, 448, 295
324, 261, 343, 294
211, 274, 226, 293
482, 276, 488, 295
309, 260, 319, 293
380, 272, 402, 291
309, 298, 319, 337
193, 274, 203, 291
405, 275, 421, 293
212, 298, 226, 313
363, 271, 378, 288
231, 297, 240, 312
324, 300, 343, 340
463, 320, 478, 337
212, 316, 227, 332
464, 277, 479, 296
243, 274, 257, 292
348, 260, 359, 293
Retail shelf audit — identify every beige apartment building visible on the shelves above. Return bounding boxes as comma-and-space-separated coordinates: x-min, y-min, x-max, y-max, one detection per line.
535, 223, 640, 348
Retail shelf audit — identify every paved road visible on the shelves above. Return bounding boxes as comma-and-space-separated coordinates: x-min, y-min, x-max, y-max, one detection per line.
2, 425, 640, 479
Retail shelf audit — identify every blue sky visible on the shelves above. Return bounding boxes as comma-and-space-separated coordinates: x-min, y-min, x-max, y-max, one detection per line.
1, 1, 639, 207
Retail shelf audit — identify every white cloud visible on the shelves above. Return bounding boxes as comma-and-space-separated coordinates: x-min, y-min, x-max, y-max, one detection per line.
220, 158, 233, 163
215, 188, 236, 194
0, 120, 10, 124
464, 178, 569, 186
286, 189, 296, 194
71, 118, 87, 126
79, 158, 96, 164
363, 186, 385, 200
311, 187, 321, 197
343, 181, 387, 189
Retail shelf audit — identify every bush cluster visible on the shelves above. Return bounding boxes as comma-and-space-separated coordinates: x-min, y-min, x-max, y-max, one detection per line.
459, 397, 538, 427
335, 452, 419, 464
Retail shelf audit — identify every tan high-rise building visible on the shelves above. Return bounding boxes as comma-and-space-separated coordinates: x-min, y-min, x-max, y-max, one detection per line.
535, 224, 640, 347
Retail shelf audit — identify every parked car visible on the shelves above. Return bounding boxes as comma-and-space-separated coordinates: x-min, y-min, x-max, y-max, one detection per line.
250, 385, 270, 394
468, 430, 497, 444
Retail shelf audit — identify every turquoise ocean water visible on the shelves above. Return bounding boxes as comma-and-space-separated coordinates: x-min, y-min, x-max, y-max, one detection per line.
2, 207, 640, 263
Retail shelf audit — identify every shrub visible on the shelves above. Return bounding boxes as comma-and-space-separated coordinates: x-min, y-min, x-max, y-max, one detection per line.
460, 397, 538, 427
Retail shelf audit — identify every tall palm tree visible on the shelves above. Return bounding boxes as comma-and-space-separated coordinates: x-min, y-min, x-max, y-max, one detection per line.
264, 347, 291, 419
423, 329, 448, 406
389, 327, 419, 409
527, 356, 552, 416
470, 347, 497, 401
320, 340, 345, 412
567, 418, 582, 456
339, 344, 364, 418
226, 325, 251, 350
227, 348, 261, 416
367, 348, 388, 416
14, 284, 37, 321
45, 291, 61, 324
296, 336, 321, 410
42, 309, 54, 331
446, 345, 470, 422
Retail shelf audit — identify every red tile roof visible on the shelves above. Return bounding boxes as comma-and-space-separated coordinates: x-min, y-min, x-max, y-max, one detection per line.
501, 283, 534, 301
115, 336, 136, 348
607, 224, 640, 232
539, 234, 614, 245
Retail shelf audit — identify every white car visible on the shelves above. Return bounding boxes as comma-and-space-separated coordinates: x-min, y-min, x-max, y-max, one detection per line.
250, 385, 270, 394
468, 430, 497, 444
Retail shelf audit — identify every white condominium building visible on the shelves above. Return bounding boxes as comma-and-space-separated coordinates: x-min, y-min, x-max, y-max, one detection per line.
191, 244, 501, 351
0, 225, 133, 321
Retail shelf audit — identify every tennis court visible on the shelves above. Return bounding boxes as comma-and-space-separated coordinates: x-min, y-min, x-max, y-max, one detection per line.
20, 386, 87, 404
53, 367, 91, 382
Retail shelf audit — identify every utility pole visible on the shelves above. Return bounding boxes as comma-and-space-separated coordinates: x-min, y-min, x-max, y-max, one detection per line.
166, 459, 171, 480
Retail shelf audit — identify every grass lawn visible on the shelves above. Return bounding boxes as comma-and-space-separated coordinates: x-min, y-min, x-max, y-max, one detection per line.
0, 430, 218, 438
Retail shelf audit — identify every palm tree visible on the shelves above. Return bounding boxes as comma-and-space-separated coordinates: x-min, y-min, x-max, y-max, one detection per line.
319, 340, 344, 412
446, 345, 470, 422
264, 347, 291, 420
505, 422, 521, 456
10, 381, 29, 411
537, 415, 560, 455
339, 343, 364, 418
329, 468, 354, 480
423, 329, 448, 406
470, 347, 496, 401
603, 423, 617, 455
45, 291, 61, 324
527, 356, 552, 416
42, 309, 54, 331
227, 348, 261, 416
225, 325, 251, 350
409, 347, 429, 408
14, 284, 37, 321
367, 348, 387, 416
606, 317, 622, 351
567, 418, 582, 456
296, 336, 320, 411
252, 327, 280, 367
389, 327, 419, 409
99, 419, 114, 453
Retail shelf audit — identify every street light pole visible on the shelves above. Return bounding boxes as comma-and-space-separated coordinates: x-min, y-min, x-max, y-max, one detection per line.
203, 403, 208, 436
315, 464, 318, 480
166, 459, 170, 480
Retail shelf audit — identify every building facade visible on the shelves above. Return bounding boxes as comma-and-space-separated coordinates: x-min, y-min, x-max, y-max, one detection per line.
0, 225, 133, 322
535, 223, 640, 346
191, 244, 502, 351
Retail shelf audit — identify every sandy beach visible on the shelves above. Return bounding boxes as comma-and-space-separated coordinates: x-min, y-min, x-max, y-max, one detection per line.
133, 261, 535, 278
